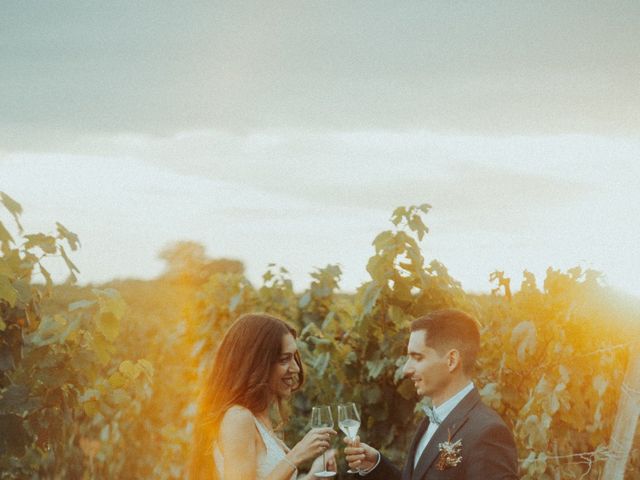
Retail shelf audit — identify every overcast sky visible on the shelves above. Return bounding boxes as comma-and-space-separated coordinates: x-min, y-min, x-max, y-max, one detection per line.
2, 1, 639, 297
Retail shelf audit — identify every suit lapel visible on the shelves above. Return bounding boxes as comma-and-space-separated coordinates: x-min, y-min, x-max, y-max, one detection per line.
412, 388, 481, 480
403, 418, 429, 479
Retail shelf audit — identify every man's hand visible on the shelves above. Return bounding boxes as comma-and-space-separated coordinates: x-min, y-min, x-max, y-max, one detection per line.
343, 436, 379, 472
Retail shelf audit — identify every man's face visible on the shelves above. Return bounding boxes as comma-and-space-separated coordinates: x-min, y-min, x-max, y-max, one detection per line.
402, 330, 450, 400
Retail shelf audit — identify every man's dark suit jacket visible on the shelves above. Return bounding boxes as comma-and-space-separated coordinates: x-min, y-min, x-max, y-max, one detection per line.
365, 388, 518, 480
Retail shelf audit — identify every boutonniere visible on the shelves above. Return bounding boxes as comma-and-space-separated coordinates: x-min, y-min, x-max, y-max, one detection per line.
436, 430, 463, 471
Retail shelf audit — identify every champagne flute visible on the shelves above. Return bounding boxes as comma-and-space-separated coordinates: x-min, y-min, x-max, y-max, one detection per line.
311, 405, 336, 478
338, 403, 361, 473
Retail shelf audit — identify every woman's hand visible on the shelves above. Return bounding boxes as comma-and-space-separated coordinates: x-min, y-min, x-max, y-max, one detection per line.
307, 448, 336, 477
288, 427, 336, 466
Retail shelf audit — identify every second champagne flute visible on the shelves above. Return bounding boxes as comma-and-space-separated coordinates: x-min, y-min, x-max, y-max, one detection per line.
311, 405, 336, 478
338, 403, 361, 473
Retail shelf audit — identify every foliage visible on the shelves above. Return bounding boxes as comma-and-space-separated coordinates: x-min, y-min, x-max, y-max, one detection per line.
158, 241, 244, 287
2, 193, 640, 479
184, 203, 640, 478
0, 193, 152, 479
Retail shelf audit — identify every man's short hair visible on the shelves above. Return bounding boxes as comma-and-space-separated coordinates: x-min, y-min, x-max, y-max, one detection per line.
410, 309, 480, 375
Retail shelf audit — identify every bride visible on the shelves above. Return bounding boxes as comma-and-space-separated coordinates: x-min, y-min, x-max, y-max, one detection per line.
189, 313, 336, 480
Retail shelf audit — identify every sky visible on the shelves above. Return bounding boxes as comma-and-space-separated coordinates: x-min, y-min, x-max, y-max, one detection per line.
2, 2, 640, 297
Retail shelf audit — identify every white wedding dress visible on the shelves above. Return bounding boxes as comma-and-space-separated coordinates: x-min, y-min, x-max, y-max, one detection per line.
214, 415, 296, 480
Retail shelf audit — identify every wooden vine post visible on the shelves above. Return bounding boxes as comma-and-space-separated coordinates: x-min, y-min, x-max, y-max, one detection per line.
602, 346, 640, 479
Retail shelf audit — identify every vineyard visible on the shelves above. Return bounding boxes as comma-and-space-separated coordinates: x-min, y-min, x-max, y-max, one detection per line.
1, 194, 639, 479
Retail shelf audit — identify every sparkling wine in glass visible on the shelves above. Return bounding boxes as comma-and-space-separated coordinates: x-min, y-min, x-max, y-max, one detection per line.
311, 405, 336, 478
338, 403, 361, 473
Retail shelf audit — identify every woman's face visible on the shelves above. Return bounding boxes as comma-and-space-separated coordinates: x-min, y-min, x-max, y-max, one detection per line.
269, 333, 300, 400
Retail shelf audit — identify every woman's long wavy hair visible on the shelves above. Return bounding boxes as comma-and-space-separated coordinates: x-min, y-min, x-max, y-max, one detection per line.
189, 313, 304, 480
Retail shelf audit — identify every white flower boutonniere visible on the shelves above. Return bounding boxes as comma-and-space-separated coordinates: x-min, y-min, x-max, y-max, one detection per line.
436, 433, 463, 471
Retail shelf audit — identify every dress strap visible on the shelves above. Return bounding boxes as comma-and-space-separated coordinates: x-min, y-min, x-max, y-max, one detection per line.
254, 418, 290, 453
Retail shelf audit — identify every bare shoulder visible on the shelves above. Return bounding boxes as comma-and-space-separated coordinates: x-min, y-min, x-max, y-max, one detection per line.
217, 405, 260, 476
220, 405, 256, 438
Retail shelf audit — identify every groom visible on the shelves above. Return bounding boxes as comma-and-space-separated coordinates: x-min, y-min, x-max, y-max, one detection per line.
344, 309, 518, 479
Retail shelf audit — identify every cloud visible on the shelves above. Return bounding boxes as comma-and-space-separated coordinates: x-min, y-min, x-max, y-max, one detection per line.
2, 128, 639, 297
2, 2, 639, 141
42, 129, 624, 226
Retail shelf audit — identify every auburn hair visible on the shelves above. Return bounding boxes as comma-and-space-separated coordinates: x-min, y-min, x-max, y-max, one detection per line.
189, 313, 303, 480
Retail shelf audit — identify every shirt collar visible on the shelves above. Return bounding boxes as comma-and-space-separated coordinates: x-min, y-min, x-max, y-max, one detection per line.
427, 382, 474, 423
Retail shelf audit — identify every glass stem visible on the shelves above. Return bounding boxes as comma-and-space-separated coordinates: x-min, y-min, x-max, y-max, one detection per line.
351, 435, 360, 472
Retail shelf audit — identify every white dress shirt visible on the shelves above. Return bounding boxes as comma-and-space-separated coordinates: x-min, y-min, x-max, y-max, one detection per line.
413, 382, 474, 467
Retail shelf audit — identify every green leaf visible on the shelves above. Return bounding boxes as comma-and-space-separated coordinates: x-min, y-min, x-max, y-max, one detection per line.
26, 315, 61, 346
387, 306, 407, 328
228, 292, 241, 311
301, 322, 321, 337
366, 359, 387, 380
390, 207, 407, 226
418, 203, 432, 214
97, 312, 120, 342
68, 299, 97, 311
372, 230, 394, 253
0, 192, 22, 216
110, 388, 131, 405
94, 288, 126, 319
511, 321, 537, 362
0, 275, 18, 307
83, 399, 100, 417
93, 332, 114, 365
314, 285, 331, 298
408, 214, 428, 241
363, 384, 383, 404
12, 278, 31, 304
40, 263, 53, 291
0, 258, 16, 280
593, 375, 608, 397
24, 233, 57, 254
0, 342, 14, 370
0, 221, 14, 245
79, 389, 100, 403
361, 283, 381, 317
480, 382, 502, 409
321, 311, 335, 330
26, 314, 79, 347
55, 222, 80, 251
60, 245, 80, 274
0, 384, 41, 416
308, 336, 332, 347
262, 270, 274, 282
0, 192, 23, 233
298, 291, 311, 309
138, 359, 154, 380
108, 371, 127, 388
365, 255, 385, 281
119, 360, 141, 379
314, 352, 330, 376
34, 364, 72, 389
0, 414, 28, 456
19, 346, 52, 372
